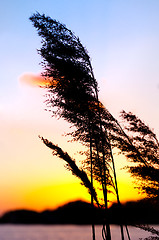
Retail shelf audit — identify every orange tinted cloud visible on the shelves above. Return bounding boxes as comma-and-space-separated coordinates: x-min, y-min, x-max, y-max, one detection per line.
19, 72, 51, 87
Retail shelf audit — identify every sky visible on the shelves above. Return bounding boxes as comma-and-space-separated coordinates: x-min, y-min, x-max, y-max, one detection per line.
0, 0, 159, 214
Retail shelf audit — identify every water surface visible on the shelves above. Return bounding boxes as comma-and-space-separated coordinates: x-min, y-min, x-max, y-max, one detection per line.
0, 224, 158, 240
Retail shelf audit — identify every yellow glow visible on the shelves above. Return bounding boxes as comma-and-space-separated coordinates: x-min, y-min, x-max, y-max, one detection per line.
22, 175, 141, 212
0, 174, 140, 214
19, 181, 90, 212
0, 114, 141, 214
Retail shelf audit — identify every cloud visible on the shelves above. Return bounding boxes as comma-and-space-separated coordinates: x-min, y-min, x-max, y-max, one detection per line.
19, 72, 51, 87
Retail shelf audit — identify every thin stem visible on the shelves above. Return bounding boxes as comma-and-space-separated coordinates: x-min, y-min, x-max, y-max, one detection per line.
89, 120, 96, 240
106, 131, 131, 240
89, 60, 112, 240
109, 146, 125, 240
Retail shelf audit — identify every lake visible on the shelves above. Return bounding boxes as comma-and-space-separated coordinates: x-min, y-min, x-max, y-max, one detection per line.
0, 224, 158, 240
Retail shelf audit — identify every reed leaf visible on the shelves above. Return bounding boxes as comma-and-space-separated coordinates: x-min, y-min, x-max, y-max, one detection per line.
39, 136, 99, 206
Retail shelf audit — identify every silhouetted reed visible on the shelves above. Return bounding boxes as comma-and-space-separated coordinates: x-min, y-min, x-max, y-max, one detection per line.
30, 12, 159, 240
30, 12, 116, 240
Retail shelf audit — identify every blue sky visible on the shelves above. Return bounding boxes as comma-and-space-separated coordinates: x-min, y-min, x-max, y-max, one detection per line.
1, 0, 159, 116
0, 0, 159, 213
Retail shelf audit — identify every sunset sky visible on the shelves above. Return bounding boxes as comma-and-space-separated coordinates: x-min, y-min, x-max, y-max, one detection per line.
0, 0, 159, 214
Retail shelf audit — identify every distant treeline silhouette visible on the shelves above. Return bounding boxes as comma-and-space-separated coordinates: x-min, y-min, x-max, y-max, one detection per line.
1, 199, 159, 225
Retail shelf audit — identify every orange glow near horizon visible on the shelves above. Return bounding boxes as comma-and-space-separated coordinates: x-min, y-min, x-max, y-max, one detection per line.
0, 175, 141, 215
0, 148, 141, 215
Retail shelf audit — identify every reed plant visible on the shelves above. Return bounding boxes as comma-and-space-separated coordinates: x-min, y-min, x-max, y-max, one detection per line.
30, 12, 159, 240
30, 12, 117, 240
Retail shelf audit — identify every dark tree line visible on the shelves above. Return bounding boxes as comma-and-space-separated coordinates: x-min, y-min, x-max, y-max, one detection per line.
30, 12, 159, 240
